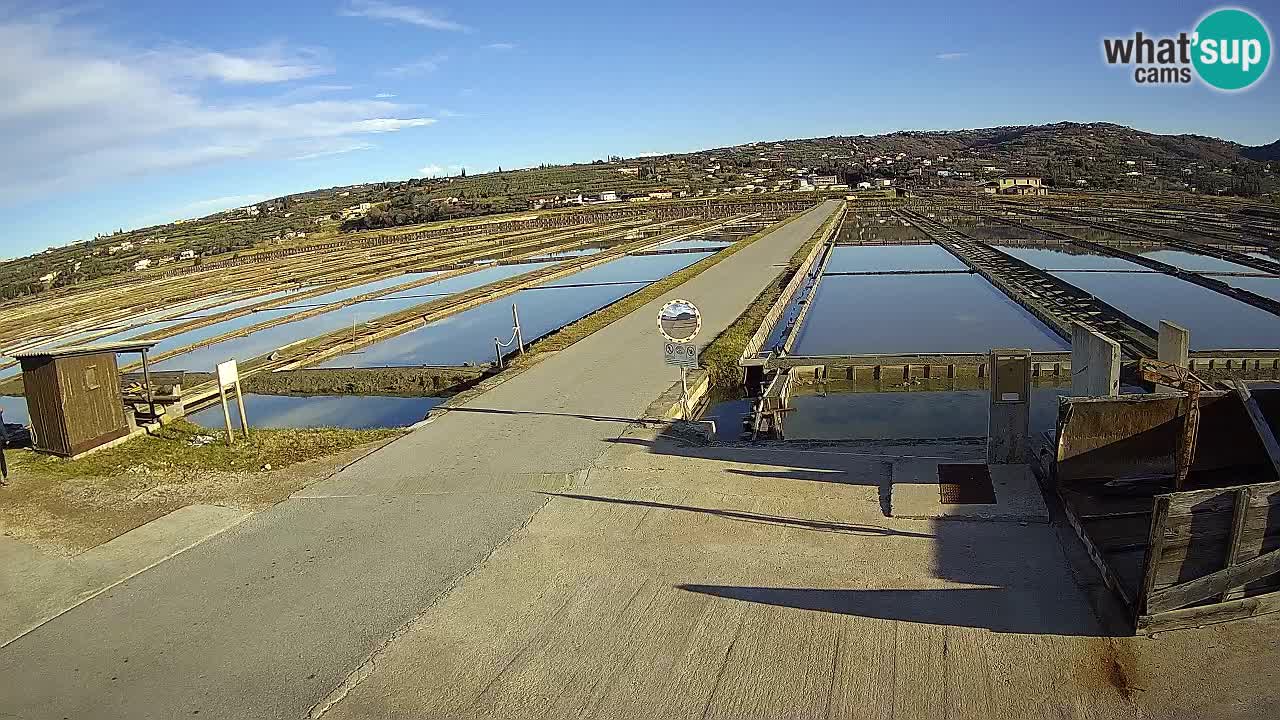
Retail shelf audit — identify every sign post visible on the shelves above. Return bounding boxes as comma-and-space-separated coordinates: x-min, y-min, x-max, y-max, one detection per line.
658, 299, 703, 418
216, 359, 249, 445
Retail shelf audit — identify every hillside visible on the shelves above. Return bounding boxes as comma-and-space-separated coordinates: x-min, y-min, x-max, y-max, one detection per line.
3, 122, 1276, 303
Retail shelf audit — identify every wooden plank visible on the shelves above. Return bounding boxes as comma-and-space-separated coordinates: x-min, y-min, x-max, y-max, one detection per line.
1221, 488, 1251, 602
1138, 495, 1170, 616
1231, 380, 1280, 480
1163, 480, 1280, 514
1058, 484, 1136, 614
1146, 546, 1280, 613
1138, 589, 1280, 634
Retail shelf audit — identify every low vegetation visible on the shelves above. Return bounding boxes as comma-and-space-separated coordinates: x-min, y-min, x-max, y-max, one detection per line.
2, 420, 402, 554
9, 420, 400, 480
518, 212, 808, 358
698, 206, 841, 388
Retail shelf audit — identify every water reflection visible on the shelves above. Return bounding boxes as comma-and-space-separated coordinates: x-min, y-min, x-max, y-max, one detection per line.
0, 395, 29, 426
187, 394, 441, 430
154, 265, 542, 371
1050, 271, 1280, 349
993, 245, 1144, 271
316, 251, 712, 367
793, 274, 1067, 355
824, 244, 966, 273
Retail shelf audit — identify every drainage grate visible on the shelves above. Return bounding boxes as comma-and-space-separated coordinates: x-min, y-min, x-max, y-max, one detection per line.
938, 464, 996, 504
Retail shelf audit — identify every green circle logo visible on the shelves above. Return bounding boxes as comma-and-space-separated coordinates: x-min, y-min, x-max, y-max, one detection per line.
1193, 8, 1271, 90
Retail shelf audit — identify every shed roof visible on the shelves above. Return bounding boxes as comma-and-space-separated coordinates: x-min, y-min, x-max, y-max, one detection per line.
11, 341, 159, 360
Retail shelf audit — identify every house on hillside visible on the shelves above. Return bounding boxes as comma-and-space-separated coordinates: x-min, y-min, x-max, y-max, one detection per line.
648, 190, 673, 200
133, 258, 152, 271
984, 176, 1048, 195
179, 250, 197, 260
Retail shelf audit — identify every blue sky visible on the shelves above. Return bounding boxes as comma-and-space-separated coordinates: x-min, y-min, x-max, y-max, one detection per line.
2, 0, 1277, 256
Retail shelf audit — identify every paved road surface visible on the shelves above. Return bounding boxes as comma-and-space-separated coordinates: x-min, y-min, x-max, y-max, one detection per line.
0, 201, 840, 720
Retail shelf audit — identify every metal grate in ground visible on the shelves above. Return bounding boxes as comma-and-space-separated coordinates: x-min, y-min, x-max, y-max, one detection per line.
938, 463, 997, 504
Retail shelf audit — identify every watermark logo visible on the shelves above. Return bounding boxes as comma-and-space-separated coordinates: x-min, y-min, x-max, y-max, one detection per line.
1102, 7, 1271, 90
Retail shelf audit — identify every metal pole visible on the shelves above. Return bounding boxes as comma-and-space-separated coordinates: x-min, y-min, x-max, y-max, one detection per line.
218, 385, 234, 445
0, 409, 8, 485
494, 339, 504, 369
512, 303, 524, 354
140, 348, 156, 419
680, 367, 689, 418
234, 379, 250, 440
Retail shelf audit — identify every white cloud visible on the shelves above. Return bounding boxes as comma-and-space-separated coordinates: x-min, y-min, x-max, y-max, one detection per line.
374, 92, 396, 98
418, 163, 464, 177
151, 46, 330, 83
483, 42, 515, 50
295, 142, 376, 160
0, 16, 438, 203
340, 1, 467, 31
935, 52, 969, 61
384, 54, 446, 76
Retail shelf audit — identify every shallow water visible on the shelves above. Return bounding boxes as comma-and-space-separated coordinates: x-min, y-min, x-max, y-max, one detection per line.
0, 395, 29, 426
1139, 249, 1261, 274
1050, 271, 1280, 349
823, 244, 966, 273
992, 244, 1145, 272
187, 394, 442, 430
703, 386, 1073, 442
792, 274, 1067, 355
153, 265, 543, 371
315, 251, 713, 368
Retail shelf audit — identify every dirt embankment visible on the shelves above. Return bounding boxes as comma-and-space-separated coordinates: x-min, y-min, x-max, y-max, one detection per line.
189, 366, 490, 397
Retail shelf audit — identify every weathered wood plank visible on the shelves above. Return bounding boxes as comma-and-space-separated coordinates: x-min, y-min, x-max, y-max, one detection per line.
1230, 380, 1280, 480
1138, 496, 1170, 616
1138, 589, 1280, 633
1147, 547, 1280, 613
1221, 488, 1251, 602
1162, 480, 1280, 514
1059, 484, 1136, 613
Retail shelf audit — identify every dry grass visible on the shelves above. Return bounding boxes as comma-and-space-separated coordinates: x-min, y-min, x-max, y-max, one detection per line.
8, 420, 399, 480
1, 421, 400, 554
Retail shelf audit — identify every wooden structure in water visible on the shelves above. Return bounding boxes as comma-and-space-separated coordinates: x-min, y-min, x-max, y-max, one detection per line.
1037, 386, 1280, 633
12, 341, 158, 458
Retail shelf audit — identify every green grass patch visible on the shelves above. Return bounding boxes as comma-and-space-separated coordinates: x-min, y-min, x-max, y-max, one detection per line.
518, 210, 811, 358
698, 205, 842, 388
9, 420, 401, 479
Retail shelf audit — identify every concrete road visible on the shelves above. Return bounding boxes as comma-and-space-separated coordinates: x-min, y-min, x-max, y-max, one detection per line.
0, 201, 841, 719
317, 424, 1280, 720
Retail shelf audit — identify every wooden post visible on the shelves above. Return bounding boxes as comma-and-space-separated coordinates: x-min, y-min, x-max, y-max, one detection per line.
140, 348, 157, 419
234, 379, 250, 440
218, 385, 234, 445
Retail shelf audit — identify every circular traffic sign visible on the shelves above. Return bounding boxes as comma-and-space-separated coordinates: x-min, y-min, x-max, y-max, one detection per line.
658, 299, 701, 342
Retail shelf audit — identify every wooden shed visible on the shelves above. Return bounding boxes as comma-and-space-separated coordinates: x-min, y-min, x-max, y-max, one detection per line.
12, 341, 158, 458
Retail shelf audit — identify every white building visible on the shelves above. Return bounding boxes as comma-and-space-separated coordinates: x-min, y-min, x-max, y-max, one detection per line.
134, 258, 152, 271
179, 249, 197, 260
598, 190, 619, 202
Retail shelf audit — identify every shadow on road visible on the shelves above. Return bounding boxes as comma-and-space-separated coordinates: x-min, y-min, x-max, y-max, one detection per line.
541, 491, 934, 538
675, 584, 1103, 635
446, 406, 652, 425
599, 426, 1111, 637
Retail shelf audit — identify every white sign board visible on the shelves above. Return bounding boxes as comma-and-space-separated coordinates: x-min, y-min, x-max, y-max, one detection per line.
657, 299, 701, 343
216, 359, 239, 389
663, 341, 699, 368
